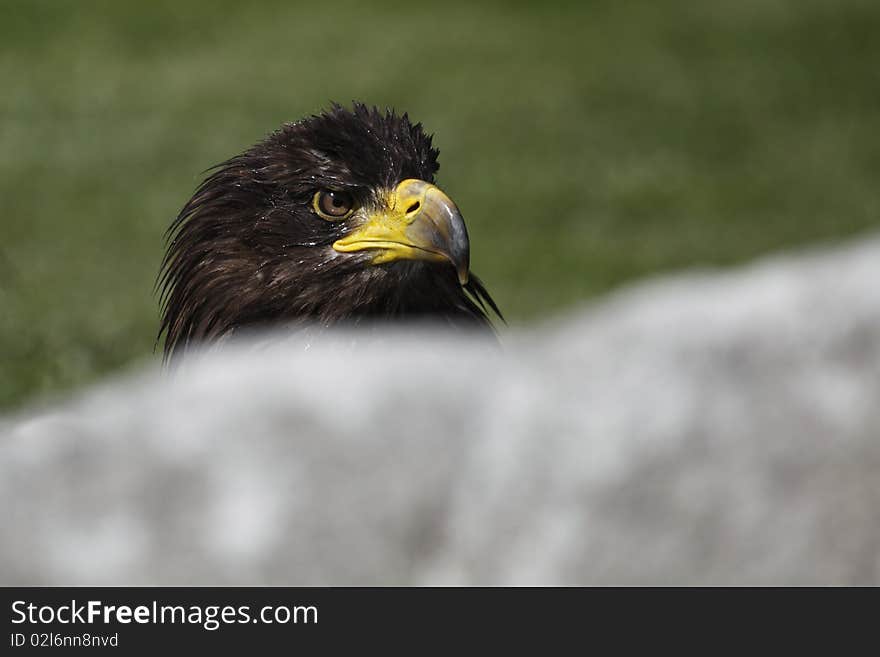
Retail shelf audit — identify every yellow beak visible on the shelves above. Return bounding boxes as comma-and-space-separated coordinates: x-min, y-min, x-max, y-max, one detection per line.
332, 178, 471, 285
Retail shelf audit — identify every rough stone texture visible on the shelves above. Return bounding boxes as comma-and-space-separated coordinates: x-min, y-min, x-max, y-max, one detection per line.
3, 237, 880, 585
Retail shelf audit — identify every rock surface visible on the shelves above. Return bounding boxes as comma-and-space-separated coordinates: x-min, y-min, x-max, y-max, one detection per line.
3, 237, 880, 585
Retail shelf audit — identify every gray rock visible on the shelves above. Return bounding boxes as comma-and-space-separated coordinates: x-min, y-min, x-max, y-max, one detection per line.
3, 236, 880, 585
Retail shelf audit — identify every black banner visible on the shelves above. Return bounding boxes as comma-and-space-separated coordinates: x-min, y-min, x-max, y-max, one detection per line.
0, 587, 865, 650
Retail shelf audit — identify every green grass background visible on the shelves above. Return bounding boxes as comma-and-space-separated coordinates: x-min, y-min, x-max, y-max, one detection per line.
2, 0, 878, 410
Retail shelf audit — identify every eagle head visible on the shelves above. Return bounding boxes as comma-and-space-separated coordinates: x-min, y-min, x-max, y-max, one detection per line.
158, 103, 500, 358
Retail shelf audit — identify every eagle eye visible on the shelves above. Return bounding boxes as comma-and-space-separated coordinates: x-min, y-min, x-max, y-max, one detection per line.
313, 190, 355, 220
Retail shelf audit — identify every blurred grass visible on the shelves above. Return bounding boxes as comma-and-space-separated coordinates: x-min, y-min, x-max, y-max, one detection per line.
2, 0, 879, 410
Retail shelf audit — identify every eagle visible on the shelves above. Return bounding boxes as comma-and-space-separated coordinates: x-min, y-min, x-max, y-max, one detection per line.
158, 103, 501, 358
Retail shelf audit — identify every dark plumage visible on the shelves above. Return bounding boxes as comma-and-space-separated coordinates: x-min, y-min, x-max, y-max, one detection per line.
158, 103, 500, 358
